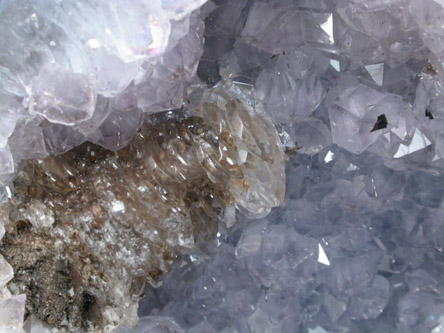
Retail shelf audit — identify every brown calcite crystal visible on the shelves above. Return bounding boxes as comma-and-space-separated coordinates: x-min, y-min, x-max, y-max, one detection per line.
0, 84, 286, 332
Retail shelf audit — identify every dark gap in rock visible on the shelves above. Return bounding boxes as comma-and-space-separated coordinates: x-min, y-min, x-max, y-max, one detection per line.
426, 108, 434, 120
371, 114, 388, 132
80, 292, 96, 316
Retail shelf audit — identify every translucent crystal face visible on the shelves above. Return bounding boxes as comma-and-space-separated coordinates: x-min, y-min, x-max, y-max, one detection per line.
30, 67, 97, 125
0, 85, 285, 331
4, 0, 444, 331
0, 0, 206, 190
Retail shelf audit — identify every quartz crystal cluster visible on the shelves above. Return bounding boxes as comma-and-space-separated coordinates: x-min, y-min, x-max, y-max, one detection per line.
2, 0, 444, 332
0, 0, 207, 195
130, 0, 444, 332
0, 84, 285, 331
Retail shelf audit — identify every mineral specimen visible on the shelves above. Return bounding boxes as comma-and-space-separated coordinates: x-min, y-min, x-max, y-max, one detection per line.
0, 0, 207, 191
130, 1, 444, 333
0, 84, 285, 331
3, 0, 444, 332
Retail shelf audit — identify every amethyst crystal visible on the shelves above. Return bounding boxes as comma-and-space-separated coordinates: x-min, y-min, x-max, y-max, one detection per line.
1, 0, 444, 332
0, 84, 285, 331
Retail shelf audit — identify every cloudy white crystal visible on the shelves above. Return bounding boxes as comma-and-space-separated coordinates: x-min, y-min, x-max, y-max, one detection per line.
0, 294, 26, 332
0, 254, 13, 287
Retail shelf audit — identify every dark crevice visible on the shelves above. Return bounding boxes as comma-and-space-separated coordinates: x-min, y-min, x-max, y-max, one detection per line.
426, 108, 434, 120
371, 114, 388, 132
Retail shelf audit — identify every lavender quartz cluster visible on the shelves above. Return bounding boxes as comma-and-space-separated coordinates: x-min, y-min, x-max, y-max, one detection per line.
2, 0, 444, 332
0, 0, 206, 197
128, 0, 444, 332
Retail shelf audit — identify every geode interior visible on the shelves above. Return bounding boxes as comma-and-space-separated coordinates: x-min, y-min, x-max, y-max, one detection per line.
2, 0, 444, 332
0, 85, 285, 331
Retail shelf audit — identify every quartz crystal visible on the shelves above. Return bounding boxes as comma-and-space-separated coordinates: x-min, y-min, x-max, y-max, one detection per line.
0, 84, 285, 331
0, 0, 207, 196
0, 294, 26, 331
3, 0, 444, 332
131, 0, 444, 332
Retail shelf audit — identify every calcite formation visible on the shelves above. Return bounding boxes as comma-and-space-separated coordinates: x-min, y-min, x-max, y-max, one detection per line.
0, 85, 285, 331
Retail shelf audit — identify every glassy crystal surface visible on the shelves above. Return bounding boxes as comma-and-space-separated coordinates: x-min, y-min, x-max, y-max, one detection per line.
0, 84, 285, 331
0, 0, 207, 197
2, 0, 444, 332
130, 1, 444, 332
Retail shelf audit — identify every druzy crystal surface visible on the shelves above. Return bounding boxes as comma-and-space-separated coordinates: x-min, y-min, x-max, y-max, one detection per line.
0, 0, 206, 191
2, 0, 444, 332
0, 84, 285, 331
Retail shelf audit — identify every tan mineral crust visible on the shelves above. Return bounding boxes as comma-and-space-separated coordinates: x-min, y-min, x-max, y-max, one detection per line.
0, 85, 286, 332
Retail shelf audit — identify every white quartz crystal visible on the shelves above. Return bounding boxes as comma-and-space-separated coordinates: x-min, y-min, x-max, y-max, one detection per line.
0, 254, 13, 287
0, 294, 26, 331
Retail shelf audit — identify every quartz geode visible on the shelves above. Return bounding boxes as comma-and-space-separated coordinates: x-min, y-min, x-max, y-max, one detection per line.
0, 85, 285, 331
4, 0, 444, 332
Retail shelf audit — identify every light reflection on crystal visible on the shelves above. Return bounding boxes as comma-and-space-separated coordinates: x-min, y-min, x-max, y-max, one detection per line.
317, 243, 330, 266
330, 59, 340, 72
365, 63, 384, 86
324, 151, 335, 163
321, 14, 334, 44
393, 128, 432, 158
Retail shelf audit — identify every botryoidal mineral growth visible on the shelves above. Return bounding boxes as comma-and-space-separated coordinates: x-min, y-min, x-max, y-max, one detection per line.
0, 85, 285, 332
